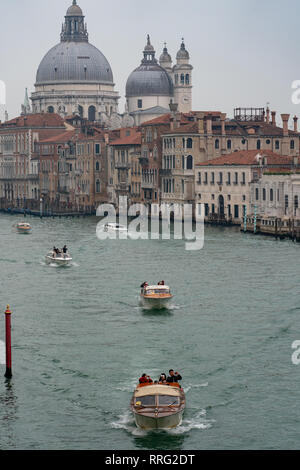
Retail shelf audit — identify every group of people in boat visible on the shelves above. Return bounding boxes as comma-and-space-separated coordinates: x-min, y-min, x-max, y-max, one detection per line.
140, 280, 165, 289
52, 245, 68, 257
139, 369, 182, 385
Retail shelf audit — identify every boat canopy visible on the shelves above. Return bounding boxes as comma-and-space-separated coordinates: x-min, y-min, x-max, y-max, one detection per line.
135, 384, 180, 398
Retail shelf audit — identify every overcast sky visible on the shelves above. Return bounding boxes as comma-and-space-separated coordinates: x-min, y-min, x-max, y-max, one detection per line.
1, 0, 300, 127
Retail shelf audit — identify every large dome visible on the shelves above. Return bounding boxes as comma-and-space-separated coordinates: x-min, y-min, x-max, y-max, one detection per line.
126, 64, 173, 97
35, 41, 114, 85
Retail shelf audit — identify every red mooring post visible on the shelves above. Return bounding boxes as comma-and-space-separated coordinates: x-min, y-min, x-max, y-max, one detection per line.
4, 305, 12, 379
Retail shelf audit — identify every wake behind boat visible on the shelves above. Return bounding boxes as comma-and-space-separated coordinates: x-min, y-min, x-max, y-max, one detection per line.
131, 382, 185, 430
140, 281, 173, 310
45, 246, 72, 266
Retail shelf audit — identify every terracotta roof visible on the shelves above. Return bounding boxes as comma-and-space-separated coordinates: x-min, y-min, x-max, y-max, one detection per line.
110, 133, 141, 146
197, 150, 293, 167
1, 113, 65, 128
39, 130, 78, 144
141, 113, 191, 127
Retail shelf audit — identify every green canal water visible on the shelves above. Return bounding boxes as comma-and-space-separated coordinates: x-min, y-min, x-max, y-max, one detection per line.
0, 213, 300, 450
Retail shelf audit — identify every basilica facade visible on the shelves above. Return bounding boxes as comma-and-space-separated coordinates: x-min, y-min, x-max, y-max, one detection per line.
30, 1, 193, 128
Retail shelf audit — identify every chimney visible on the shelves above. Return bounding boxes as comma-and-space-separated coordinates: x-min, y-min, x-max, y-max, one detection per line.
266, 107, 270, 124
104, 132, 109, 145
271, 111, 276, 126
197, 112, 205, 134
220, 113, 226, 136
293, 115, 298, 133
206, 114, 212, 135
281, 114, 290, 137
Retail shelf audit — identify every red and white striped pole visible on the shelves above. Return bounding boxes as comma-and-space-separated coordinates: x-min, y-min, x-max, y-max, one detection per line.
4, 305, 12, 379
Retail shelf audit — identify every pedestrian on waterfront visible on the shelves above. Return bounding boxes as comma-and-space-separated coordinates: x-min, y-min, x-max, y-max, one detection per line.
166, 370, 182, 383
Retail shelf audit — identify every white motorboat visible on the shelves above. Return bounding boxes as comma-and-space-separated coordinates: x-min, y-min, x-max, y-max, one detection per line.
104, 222, 127, 232
131, 382, 185, 430
140, 284, 173, 310
45, 250, 72, 266
16, 222, 32, 234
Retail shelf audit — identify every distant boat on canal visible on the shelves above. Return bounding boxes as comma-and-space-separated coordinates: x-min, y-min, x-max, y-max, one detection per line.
45, 249, 72, 266
16, 222, 32, 234
104, 222, 128, 233
131, 382, 185, 430
140, 282, 173, 310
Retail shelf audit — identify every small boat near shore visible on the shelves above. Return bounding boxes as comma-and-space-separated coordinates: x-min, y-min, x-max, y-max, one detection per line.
104, 222, 127, 232
16, 222, 32, 234
45, 250, 72, 266
140, 283, 173, 310
131, 382, 185, 430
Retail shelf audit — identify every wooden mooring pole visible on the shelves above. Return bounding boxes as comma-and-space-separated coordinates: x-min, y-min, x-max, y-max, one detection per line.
4, 305, 12, 379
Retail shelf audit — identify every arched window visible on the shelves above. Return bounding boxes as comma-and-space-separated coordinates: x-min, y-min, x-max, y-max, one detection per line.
270, 188, 274, 201
185, 74, 190, 85
263, 188, 266, 201
257, 140, 261, 150
227, 140, 232, 150
255, 188, 259, 200
180, 74, 185, 84
187, 138, 193, 149
96, 180, 100, 193
47, 106, 54, 113
290, 140, 295, 150
187, 155, 193, 170
95, 161, 100, 171
182, 155, 185, 170
275, 140, 280, 150
88, 106, 96, 121
215, 139, 219, 149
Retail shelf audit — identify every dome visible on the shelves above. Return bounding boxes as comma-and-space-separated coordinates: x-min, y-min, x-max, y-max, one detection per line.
159, 44, 172, 64
176, 40, 190, 60
35, 41, 114, 85
66, 1, 83, 16
126, 64, 173, 97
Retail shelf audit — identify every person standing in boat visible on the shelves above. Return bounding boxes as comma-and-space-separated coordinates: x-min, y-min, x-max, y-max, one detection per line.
62, 245, 68, 254
139, 373, 153, 384
159, 373, 167, 384
167, 370, 182, 383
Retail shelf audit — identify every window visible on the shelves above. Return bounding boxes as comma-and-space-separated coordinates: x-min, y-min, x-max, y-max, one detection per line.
215, 139, 219, 149
263, 188, 266, 201
266, 139, 271, 145
234, 172, 238, 184
211, 172, 215, 184
187, 138, 193, 149
256, 188, 259, 200
290, 140, 295, 150
186, 155, 193, 169
218, 172, 223, 184
204, 172, 208, 184
88, 106, 96, 121
138, 99, 143, 109
185, 74, 190, 85
47, 106, 54, 113
135, 395, 155, 406
227, 140, 232, 150
95, 161, 100, 171
234, 205, 239, 218
270, 188, 274, 201
158, 395, 180, 406
257, 140, 261, 150
227, 172, 231, 185
275, 140, 280, 150
180, 74, 185, 85
197, 172, 201, 184
242, 172, 246, 185
95, 144, 100, 155
96, 180, 100, 193
182, 155, 185, 170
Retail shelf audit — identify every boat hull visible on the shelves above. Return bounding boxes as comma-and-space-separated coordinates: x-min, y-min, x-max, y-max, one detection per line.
140, 296, 172, 310
133, 410, 183, 430
45, 256, 72, 266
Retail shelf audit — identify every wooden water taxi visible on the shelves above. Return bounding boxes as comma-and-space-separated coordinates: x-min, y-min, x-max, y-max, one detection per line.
16, 222, 32, 234
140, 284, 173, 310
131, 382, 185, 430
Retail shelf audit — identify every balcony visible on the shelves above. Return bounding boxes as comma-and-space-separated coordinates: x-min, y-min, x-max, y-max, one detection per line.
141, 181, 155, 189
115, 161, 130, 169
116, 183, 130, 191
159, 169, 172, 176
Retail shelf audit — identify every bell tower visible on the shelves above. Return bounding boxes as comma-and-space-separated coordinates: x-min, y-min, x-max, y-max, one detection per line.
173, 39, 193, 113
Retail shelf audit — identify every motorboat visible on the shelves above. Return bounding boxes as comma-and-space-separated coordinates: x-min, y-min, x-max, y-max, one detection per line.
16, 222, 32, 234
140, 284, 173, 310
45, 250, 72, 266
104, 222, 127, 232
131, 382, 185, 430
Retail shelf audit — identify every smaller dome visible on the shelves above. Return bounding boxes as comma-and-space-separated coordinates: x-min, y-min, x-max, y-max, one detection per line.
176, 39, 190, 60
144, 34, 154, 52
159, 44, 172, 64
66, 1, 83, 16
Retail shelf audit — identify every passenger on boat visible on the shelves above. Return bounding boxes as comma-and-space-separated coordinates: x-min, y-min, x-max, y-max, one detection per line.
62, 245, 68, 254
159, 373, 167, 384
158, 280, 165, 285
166, 370, 182, 383
139, 373, 153, 384
140, 282, 148, 289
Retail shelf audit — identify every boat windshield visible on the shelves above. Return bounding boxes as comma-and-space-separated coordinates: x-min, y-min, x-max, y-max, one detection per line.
135, 395, 155, 406
145, 289, 170, 294
158, 395, 180, 406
